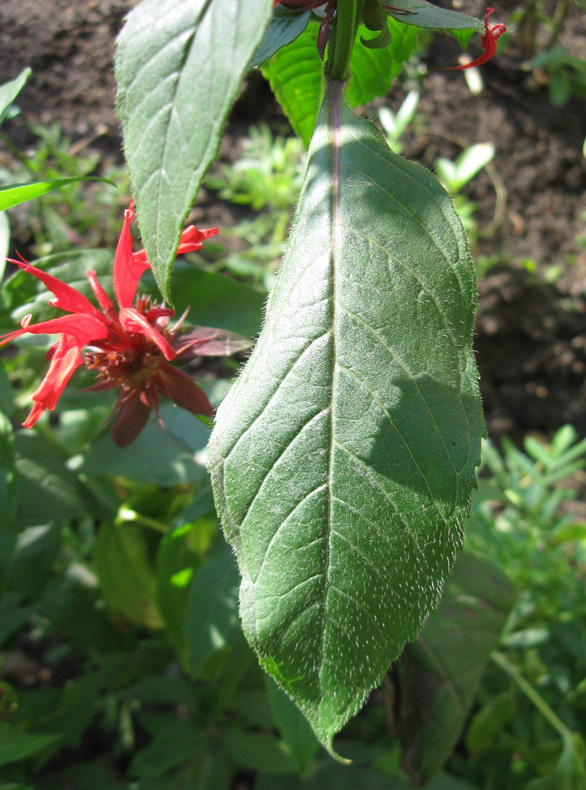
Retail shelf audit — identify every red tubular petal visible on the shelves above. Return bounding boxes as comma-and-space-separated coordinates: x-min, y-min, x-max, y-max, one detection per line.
155, 363, 213, 417
8, 257, 103, 319
25, 314, 110, 346
29, 335, 85, 412
110, 391, 152, 447
22, 401, 46, 428
176, 226, 219, 255
87, 270, 115, 312
118, 307, 177, 360
113, 206, 150, 309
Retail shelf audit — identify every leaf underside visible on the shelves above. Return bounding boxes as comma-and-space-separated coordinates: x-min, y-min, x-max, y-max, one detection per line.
115, 0, 273, 301
209, 80, 484, 755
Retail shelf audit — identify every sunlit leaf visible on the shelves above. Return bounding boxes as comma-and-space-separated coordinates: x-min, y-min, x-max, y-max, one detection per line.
0, 67, 31, 126
0, 178, 113, 212
116, 0, 274, 301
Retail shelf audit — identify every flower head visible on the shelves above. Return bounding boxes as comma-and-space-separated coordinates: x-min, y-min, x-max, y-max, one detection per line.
1, 205, 248, 447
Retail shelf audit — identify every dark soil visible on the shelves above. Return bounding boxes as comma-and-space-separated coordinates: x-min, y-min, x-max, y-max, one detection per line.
1, 0, 586, 442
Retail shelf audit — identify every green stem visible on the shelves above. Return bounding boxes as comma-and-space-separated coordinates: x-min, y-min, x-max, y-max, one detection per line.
491, 650, 571, 740
327, 0, 358, 81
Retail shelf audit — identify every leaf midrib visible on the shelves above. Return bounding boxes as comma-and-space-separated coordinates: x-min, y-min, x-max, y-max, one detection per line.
317, 79, 343, 692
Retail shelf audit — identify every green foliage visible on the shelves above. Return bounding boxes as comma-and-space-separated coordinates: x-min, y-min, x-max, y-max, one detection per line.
531, 45, 586, 107
115, 0, 274, 301
262, 16, 419, 148
434, 143, 496, 240
378, 90, 420, 154
209, 82, 484, 755
204, 123, 305, 287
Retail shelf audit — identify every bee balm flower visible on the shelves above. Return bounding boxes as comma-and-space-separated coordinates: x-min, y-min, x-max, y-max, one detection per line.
0, 205, 248, 446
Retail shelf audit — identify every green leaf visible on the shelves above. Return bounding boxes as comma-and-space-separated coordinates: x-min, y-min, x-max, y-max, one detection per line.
525, 732, 586, 790
209, 82, 484, 754
115, 0, 273, 301
266, 676, 321, 776
398, 552, 515, 786
210, 83, 484, 751
385, 1, 483, 31
263, 17, 417, 149
222, 727, 296, 774
0, 724, 59, 767
185, 540, 240, 678
14, 432, 89, 528
0, 360, 13, 417
0, 68, 31, 126
0, 179, 113, 212
346, 19, 419, 107
250, 8, 311, 69
80, 402, 210, 487
130, 719, 202, 779
261, 21, 323, 149
95, 522, 163, 629
156, 523, 204, 657
0, 415, 17, 599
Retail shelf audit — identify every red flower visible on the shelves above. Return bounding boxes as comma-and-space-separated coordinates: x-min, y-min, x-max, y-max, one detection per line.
0, 205, 248, 447
439, 7, 506, 71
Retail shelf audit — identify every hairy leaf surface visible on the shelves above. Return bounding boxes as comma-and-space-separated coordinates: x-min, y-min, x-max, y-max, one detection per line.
116, 0, 273, 300
209, 81, 484, 753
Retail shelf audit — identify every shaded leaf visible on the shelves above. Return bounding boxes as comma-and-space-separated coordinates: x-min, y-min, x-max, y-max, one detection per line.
398, 552, 515, 786
209, 83, 484, 753
0, 724, 59, 767
80, 402, 210, 487
95, 522, 163, 629
116, 0, 274, 301
130, 719, 202, 779
14, 432, 88, 528
385, 1, 483, 30
266, 676, 321, 775
185, 540, 240, 678
0, 414, 17, 598
250, 8, 311, 68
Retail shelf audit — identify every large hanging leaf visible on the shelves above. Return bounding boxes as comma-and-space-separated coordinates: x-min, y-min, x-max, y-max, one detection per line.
115, 0, 273, 301
209, 80, 484, 754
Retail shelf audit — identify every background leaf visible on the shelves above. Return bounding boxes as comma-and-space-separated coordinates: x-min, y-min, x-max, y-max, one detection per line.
385, 1, 483, 31
115, 0, 274, 301
0, 414, 17, 599
185, 540, 240, 678
250, 8, 311, 69
262, 17, 418, 148
0, 179, 113, 212
0, 725, 59, 768
80, 403, 210, 487
398, 552, 516, 786
209, 83, 484, 752
0, 67, 31, 126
